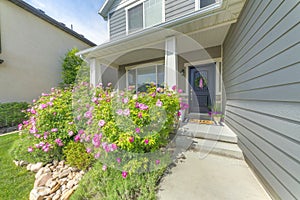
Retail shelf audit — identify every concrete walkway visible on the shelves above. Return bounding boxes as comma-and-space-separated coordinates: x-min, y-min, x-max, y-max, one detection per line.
158, 151, 271, 200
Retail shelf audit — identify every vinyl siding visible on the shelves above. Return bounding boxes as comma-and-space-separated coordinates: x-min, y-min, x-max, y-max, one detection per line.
109, 8, 126, 40
165, 0, 195, 21
223, 0, 300, 199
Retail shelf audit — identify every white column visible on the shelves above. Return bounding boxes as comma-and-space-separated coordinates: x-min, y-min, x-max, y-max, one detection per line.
90, 58, 102, 87
165, 36, 178, 88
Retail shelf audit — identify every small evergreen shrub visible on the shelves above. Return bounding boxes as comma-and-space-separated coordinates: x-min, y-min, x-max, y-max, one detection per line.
63, 141, 94, 170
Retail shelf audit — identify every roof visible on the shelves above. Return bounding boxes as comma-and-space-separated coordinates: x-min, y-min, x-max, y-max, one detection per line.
8, 0, 96, 47
98, 0, 114, 19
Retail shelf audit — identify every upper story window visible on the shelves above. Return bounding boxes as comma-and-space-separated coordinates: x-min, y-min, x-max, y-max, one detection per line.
196, 0, 217, 10
126, 0, 164, 34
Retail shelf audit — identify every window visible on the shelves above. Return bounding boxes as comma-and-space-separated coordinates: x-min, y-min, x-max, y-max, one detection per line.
127, 64, 165, 91
200, 0, 216, 8
127, 0, 163, 34
128, 4, 143, 33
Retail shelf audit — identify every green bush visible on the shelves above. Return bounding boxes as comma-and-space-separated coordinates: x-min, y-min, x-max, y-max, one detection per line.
71, 161, 165, 200
63, 141, 94, 170
0, 102, 29, 128
61, 48, 85, 86
15, 87, 77, 163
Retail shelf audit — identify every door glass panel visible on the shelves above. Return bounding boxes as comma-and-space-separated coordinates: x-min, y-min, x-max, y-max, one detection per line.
157, 64, 165, 87
128, 69, 136, 89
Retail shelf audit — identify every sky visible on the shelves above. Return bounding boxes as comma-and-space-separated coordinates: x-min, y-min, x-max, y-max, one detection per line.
23, 0, 108, 45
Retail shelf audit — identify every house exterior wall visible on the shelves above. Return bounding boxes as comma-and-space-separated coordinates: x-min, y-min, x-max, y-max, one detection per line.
223, 0, 300, 199
165, 0, 195, 21
0, 0, 92, 102
109, 8, 126, 40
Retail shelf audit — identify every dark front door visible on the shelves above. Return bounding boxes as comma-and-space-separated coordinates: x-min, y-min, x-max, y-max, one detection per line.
189, 64, 215, 113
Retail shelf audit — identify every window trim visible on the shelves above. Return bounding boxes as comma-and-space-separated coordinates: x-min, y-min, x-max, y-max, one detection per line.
126, 0, 165, 35
195, 0, 222, 11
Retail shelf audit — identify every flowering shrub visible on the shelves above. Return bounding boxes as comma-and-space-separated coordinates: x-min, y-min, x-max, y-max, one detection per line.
18, 87, 77, 161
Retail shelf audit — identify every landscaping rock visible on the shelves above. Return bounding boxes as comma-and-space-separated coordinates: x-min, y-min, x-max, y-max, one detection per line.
34, 173, 52, 187
61, 188, 75, 200
31, 162, 43, 172
35, 168, 45, 179
27, 164, 32, 171
29, 187, 50, 200
52, 193, 61, 200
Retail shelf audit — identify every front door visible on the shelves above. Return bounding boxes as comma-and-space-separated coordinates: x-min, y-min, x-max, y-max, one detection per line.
189, 63, 216, 113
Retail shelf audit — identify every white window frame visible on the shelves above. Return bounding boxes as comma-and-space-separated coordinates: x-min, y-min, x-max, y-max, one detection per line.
126, 0, 165, 35
125, 61, 165, 89
195, 0, 222, 11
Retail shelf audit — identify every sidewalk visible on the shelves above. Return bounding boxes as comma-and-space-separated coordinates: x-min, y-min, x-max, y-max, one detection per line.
158, 151, 271, 200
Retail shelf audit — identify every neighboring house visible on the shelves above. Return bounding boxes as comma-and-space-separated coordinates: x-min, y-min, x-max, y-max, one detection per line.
78, 0, 300, 199
0, 0, 96, 102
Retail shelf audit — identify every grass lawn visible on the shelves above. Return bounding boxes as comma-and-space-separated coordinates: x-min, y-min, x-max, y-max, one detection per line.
0, 133, 35, 200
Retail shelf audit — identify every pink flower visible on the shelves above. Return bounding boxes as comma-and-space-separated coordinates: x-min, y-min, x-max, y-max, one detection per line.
68, 131, 74, 136
55, 138, 63, 146
86, 119, 93, 125
129, 136, 134, 143
84, 111, 93, 119
122, 97, 129, 104
102, 165, 107, 171
39, 104, 47, 109
28, 146, 33, 152
74, 134, 80, 142
138, 112, 143, 118
156, 160, 160, 165
172, 85, 177, 91
156, 99, 163, 107
123, 108, 130, 116
199, 78, 203, 89
135, 128, 141, 133
111, 143, 117, 151
86, 148, 92, 153
95, 152, 100, 159
177, 111, 181, 117
30, 108, 36, 114
30, 127, 38, 134
116, 109, 123, 115
41, 93, 49, 97
151, 92, 156, 98
98, 120, 105, 127
23, 120, 29, 125
51, 128, 58, 132
178, 89, 183, 93
18, 124, 23, 131
139, 103, 148, 110
32, 99, 36, 103
78, 129, 84, 134
93, 134, 101, 148
156, 87, 163, 93
122, 171, 128, 178
47, 102, 54, 107
107, 82, 112, 87
68, 121, 74, 125
144, 139, 149, 144
116, 158, 121, 163
76, 115, 81, 121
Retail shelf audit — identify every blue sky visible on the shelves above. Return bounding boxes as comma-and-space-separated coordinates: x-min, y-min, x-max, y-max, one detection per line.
23, 0, 108, 45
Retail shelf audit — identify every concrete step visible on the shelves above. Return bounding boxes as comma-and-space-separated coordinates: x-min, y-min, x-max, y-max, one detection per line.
191, 138, 244, 160
178, 123, 238, 144
188, 113, 211, 120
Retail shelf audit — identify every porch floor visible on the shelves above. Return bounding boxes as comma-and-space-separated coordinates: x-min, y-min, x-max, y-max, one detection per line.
158, 151, 271, 200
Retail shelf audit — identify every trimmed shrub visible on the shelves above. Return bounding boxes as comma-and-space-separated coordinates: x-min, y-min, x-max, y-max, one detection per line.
0, 102, 29, 128
63, 141, 94, 170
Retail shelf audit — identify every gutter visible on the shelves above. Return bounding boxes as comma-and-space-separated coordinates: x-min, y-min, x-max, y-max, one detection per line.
77, 0, 227, 57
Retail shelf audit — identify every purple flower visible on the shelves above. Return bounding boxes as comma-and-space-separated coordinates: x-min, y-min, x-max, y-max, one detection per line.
93, 134, 101, 148
78, 129, 85, 134
55, 138, 63, 146
68, 122, 74, 125
122, 171, 128, 178
39, 104, 48, 109
111, 143, 117, 151
86, 119, 93, 125
41, 93, 49, 97
123, 108, 130, 116
76, 115, 81, 121
156, 87, 163, 93
28, 147, 33, 153
151, 92, 156, 98
135, 128, 141, 133
172, 85, 177, 91
68, 131, 74, 136
18, 124, 23, 131
139, 103, 148, 110
23, 120, 29, 125
84, 111, 93, 119
138, 112, 143, 118
51, 128, 58, 132
122, 97, 129, 104
129, 136, 134, 143
30, 127, 38, 134
116, 109, 123, 115
116, 158, 121, 163
32, 99, 36, 103
199, 78, 203, 89
107, 82, 112, 87
74, 134, 80, 142
47, 102, 54, 107
98, 120, 106, 127
102, 165, 107, 171
144, 139, 149, 145
156, 160, 160, 165
86, 148, 92, 153
30, 108, 36, 114
95, 152, 100, 159
156, 99, 163, 107
178, 89, 183, 93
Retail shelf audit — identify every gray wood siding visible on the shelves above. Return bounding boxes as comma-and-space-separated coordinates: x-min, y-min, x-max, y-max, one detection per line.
165, 0, 195, 21
223, 0, 300, 199
109, 8, 126, 40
